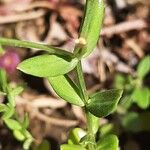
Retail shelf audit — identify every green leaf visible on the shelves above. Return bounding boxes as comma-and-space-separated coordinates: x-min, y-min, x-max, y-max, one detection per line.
12, 86, 24, 96
2, 103, 15, 119
68, 128, 86, 145
86, 112, 99, 134
7, 86, 23, 106
122, 112, 150, 132
36, 140, 50, 150
114, 74, 126, 89
23, 130, 33, 139
132, 87, 150, 109
137, 55, 150, 79
17, 55, 78, 77
0, 103, 7, 113
23, 138, 33, 150
87, 89, 123, 117
0, 38, 72, 56
13, 130, 25, 141
79, 134, 96, 147
48, 75, 84, 106
119, 95, 133, 110
97, 134, 119, 150
4, 119, 22, 130
74, 0, 105, 58
61, 144, 86, 150
100, 123, 114, 137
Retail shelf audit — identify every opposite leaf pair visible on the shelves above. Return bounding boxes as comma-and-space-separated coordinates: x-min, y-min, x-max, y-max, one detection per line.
0, 0, 123, 150
48, 74, 123, 118
17, 53, 123, 118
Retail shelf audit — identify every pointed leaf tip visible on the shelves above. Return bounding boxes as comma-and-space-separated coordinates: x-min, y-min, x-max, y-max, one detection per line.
17, 55, 78, 77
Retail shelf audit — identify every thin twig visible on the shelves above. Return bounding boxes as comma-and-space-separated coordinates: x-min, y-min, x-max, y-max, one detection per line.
13, 1, 56, 12
125, 39, 144, 58
0, 10, 46, 24
34, 110, 78, 127
16, 95, 66, 109
16, 95, 77, 127
101, 19, 147, 36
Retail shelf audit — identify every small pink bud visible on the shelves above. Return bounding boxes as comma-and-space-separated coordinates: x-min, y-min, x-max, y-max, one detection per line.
0, 50, 20, 74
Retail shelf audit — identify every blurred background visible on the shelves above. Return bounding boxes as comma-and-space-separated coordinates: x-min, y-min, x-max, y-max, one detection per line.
0, 0, 150, 149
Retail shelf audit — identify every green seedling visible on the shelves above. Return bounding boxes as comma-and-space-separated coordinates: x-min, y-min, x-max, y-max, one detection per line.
0, 0, 123, 149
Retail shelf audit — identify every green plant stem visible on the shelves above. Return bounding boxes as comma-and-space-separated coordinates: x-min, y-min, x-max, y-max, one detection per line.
0, 70, 7, 92
75, 61, 96, 150
76, 61, 88, 103
0, 45, 7, 92
0, 38, 72, 57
